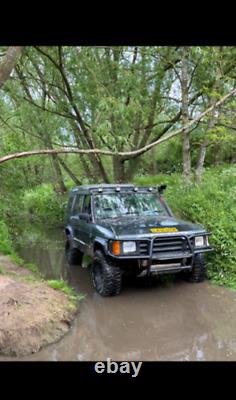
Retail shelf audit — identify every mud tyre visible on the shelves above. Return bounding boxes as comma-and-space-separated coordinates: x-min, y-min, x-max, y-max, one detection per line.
92, 250, 122, 296
187, 253, 207, 282
65, 239, 83, 266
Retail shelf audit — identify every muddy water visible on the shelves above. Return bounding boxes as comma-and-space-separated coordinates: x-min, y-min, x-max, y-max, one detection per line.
2, 225, 236, 361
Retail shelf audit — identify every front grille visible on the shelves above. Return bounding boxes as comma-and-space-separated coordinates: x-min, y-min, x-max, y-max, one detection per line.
152, 236, 191, 257
138, 240, 150, 256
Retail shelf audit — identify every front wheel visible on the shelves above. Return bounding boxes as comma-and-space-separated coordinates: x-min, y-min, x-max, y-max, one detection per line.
92, 250, 122, 296
186, 253, 207, 282
65, 239, 83, 266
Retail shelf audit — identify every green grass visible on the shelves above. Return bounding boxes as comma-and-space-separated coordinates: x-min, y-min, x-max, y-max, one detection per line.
47, 279, 85, 304
208, 270, 236, 291
24, 263, 40, 274
9, 255, 41, 275
9, 254, 24, 266
21, 274, 39, 283
0, 220, 14, 255
0, 265, 6, 274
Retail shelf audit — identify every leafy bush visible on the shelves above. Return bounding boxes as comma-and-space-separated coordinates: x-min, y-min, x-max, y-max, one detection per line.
134, 166, 236, 288
0, 220, 14, 255
22, 183, 67, 224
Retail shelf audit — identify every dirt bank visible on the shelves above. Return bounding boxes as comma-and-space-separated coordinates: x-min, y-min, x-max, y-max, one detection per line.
0, 255, 78, 356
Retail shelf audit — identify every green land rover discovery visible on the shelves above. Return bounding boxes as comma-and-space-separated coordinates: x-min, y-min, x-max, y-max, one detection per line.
64, 184, 213, 296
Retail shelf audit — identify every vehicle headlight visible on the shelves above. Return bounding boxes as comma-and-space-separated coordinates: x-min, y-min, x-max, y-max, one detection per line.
122, 241, 136, 253
195, 236, 204, 247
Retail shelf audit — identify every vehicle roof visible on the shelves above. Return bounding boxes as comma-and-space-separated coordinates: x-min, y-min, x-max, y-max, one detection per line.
71, 184, 135, 192
69, 184, 161, 196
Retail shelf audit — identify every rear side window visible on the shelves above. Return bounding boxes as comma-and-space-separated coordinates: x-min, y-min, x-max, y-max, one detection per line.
67, 195, 75, 214
82, 195, 91, 214
72, 194, 84, 215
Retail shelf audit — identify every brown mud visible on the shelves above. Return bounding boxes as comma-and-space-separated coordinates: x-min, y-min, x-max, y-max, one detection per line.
0, 255, 77, 356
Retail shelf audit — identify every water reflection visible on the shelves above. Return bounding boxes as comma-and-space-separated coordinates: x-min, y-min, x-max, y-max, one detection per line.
15, 224, 67, 280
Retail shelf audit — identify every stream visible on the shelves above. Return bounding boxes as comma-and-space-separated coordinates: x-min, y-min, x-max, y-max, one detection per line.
2, 223, 236, 361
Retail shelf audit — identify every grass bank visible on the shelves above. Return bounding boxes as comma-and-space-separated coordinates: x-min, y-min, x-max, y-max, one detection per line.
0, 253, 83, 356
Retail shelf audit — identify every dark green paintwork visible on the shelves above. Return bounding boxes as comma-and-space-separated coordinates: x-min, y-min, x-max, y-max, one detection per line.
65, 185, 212, 264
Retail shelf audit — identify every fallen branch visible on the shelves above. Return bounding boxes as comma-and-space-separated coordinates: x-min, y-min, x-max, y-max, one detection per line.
0, 86, 236, 165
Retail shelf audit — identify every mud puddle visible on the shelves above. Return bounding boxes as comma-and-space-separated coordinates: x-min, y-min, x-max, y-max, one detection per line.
1, 224, 236, 361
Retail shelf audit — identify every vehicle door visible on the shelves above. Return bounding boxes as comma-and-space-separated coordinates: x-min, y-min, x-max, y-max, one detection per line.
78, 194, 93, 255
70, 193, 84, 251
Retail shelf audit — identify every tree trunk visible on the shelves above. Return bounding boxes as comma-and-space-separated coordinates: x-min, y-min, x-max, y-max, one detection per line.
181, 47, 191, 184
195, 109, 215, 183
70, 119, 109, 182
50, 153, 67, 193
113, 156, 125, 183
151, 146, 158, 174
0, 47, 23, 88
41, 134, 67, 193
214, 143, 221, 165
125, 158, 140, 182
69, 126, 95, 181
57, 156, 82, 185
195, 64, 221, 183
195, 141, 208, 183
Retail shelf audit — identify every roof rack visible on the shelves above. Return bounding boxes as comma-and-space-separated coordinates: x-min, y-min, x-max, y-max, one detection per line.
71, 184, 167, 194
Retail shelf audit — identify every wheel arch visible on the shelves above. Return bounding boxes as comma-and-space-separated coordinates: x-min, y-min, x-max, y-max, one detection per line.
93, 238, 109, 256
65, 225, 73, 238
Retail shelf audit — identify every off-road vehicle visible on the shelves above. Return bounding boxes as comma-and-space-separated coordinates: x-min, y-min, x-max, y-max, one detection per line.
64, 184, 213, 296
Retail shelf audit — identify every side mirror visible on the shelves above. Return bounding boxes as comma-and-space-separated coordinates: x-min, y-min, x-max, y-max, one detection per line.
79, 212, 91, 222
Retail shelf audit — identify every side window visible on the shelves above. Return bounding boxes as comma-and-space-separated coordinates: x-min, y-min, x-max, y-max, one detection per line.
67, 195, 74, 214
72, 194, 84, 215
83, 195, 91, 215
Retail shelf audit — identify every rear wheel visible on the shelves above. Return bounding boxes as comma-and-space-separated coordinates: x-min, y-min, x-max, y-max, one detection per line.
92, 250, 122, 296
186, 253, 207, 282
65, 239, 83, 266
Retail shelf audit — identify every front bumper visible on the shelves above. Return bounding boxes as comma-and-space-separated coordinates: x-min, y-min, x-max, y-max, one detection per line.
146, 262, 192, 275
107, 234, 213, 261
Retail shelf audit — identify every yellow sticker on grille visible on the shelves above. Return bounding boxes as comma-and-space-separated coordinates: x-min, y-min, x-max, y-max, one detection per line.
150, 227, 178, 233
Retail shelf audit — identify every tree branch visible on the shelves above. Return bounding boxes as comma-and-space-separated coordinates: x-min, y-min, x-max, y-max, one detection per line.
0, 86, 235, 165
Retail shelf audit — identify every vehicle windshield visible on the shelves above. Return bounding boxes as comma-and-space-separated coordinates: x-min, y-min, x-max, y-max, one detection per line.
93, 192, 168, 219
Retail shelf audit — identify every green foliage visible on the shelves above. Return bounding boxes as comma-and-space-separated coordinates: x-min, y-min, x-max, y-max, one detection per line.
134, 172, 182, 188
47, 279, 85, 304
24, 263, 40, 274
9, 254, 24, 265
134, 166, 236, 288
22, 183, 67, 224
0, 220, 14, 255
21, 274, 39, 283
0, 265, 6, 274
